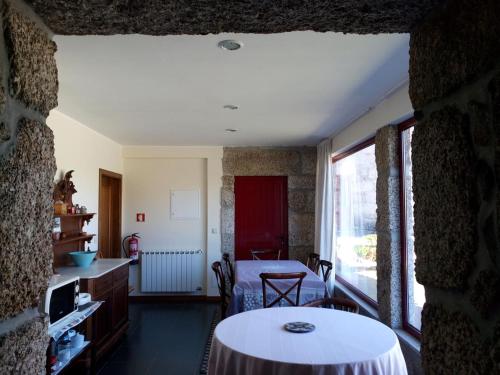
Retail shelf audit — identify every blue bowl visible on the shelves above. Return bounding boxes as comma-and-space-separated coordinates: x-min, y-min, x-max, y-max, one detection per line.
69, 251, 97, 267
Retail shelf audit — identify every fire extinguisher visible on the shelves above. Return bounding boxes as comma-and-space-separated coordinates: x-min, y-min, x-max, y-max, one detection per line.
122, 233, 140, 265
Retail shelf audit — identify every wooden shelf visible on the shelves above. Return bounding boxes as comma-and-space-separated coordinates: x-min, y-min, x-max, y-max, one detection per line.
54, 213, 96, 218
53, 212, 96, 268
54, 213, 96, 226
54, 234, 95, 246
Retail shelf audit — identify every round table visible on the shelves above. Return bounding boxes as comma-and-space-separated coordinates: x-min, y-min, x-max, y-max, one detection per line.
208, 307, 407, 375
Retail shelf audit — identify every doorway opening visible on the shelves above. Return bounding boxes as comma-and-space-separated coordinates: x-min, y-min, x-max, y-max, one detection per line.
99, 169, 122, 258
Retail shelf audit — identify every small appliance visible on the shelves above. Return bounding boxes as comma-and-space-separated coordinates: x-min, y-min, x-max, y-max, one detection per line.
41, 276, 80, 327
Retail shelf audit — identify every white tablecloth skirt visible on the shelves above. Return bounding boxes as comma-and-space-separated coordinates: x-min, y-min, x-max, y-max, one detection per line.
208, 307, 408, 375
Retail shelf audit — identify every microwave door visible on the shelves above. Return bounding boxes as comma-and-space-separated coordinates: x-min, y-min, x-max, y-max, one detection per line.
49, 282, 76, 325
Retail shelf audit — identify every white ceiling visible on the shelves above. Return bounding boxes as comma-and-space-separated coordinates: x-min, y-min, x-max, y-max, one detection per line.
54, 32, 409, 146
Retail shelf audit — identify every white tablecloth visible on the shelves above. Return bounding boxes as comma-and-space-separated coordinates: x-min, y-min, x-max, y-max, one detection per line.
227, 260, 326, 316
208, 307, 407, 375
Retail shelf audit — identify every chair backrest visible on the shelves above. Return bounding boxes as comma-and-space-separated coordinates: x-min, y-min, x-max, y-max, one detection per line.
259, 272, 307, 308
211, 261, 227, 300
222, 252, 235, 289
319, 260, 333, 283
251, 248, 281, 260
306, 253, 320, 273
302, 297, 359, 313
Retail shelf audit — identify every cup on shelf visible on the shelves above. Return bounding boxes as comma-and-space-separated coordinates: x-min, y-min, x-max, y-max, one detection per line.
57, 341, 71, 363
71, 333, 85, 349
58, 348, 71, 363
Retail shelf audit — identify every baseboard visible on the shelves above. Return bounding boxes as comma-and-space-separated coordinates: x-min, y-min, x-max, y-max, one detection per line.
129, 295, 221, 303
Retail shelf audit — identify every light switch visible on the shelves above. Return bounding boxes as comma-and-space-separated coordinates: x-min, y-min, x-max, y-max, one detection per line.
211, 228, 218, 234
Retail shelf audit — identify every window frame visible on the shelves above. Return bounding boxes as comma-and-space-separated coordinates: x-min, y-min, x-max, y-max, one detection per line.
332, 137, 378, 309
398, 117, 422, 340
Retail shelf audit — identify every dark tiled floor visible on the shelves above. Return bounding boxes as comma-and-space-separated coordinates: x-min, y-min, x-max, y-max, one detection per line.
97, 302, 217, 375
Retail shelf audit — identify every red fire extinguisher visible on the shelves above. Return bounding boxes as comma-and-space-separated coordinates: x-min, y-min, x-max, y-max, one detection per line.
122, 233, 140, 265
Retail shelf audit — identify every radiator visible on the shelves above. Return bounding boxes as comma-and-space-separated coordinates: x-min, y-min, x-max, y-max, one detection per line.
141, 250, 204, 292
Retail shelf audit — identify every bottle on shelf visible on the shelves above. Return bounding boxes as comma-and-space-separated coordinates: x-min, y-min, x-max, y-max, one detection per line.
54, 200, 67, 215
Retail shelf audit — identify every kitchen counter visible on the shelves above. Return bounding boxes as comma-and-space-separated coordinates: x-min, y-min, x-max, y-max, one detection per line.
55, 258, 131, 280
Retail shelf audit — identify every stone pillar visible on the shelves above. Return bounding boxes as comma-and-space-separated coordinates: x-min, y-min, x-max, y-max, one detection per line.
221, 147, 316, 263
0, 1, 57, 373
375, 124, 401, 327
409, 0, 500, 372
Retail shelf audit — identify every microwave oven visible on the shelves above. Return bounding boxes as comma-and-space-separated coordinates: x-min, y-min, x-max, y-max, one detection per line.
41, 276, 80, 327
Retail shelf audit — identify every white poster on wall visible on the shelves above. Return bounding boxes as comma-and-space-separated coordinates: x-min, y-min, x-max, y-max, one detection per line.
170, 189, 200, 220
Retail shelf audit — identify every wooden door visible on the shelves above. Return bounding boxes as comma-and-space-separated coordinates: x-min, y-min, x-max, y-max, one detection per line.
234, 176, 288, 260
99, 169, 122, 258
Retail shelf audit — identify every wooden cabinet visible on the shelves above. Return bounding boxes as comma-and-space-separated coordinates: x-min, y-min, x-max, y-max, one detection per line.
80, 263, 129, 360
93, 288, 113, 348
112, 280, 128, 330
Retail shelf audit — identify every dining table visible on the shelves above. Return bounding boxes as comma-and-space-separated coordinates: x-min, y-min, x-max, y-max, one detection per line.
226, 260, 327, 316
208, 306, 408, 375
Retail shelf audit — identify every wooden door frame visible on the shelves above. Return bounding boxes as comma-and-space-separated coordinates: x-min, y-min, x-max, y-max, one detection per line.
98, 168, 122, 258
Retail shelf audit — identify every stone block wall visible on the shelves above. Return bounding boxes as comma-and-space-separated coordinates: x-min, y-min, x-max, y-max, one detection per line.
375, 125, 402, 328
410, 0, 500, 373
0, 1, 57, 374
222, 147, 316, 264
26, 0, 443, 35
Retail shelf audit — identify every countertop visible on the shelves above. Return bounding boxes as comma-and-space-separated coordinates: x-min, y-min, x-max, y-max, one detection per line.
54, 258, 131, 280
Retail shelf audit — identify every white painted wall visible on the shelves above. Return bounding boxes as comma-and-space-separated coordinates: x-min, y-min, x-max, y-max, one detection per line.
47, 110, 123, 251
122, 146, 223, 296
331, 82, 413, 154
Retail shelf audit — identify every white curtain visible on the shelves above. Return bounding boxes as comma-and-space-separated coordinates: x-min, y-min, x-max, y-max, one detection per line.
314, 138, 335, 293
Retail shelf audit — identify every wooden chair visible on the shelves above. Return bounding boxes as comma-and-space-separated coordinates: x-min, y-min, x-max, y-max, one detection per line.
306, 253, 320, 273
319, 260, 333, 283
211, 261, 230, 318
251, 248, 281, 260
302, 297, 359, 314
222, 252, 235, 290
259, 272, 307, 308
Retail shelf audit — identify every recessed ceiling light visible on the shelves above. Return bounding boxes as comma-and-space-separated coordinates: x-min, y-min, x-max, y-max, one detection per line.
223, 104, 239, 110
218, 40, 243, 51
225, 128, 238, 133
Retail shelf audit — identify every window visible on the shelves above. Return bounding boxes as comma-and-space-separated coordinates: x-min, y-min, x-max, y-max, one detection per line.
400, 119, 425, 336
333, 139, 378, 305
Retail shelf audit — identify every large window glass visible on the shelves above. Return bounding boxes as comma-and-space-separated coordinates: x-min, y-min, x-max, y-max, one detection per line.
333, 141, 378, 304
401, 124, 425, 334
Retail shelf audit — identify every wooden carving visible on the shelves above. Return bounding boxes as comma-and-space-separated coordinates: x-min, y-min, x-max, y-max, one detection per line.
53, 170, 77, 207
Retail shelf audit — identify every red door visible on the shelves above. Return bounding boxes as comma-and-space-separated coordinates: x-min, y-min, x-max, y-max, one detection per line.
235, 176, 288, 260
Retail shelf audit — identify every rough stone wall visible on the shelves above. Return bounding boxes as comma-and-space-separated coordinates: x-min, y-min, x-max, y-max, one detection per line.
222, 147, 316, 264
26, 0, 443, 35
0, 1, 57, 374
410, 0, 500, 373
375, 125, 401, 328
0, 316, 49, 374
0, 119, 55, 318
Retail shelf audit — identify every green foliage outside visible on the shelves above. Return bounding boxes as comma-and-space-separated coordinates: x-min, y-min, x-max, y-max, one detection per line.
353, 234, 377, 262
